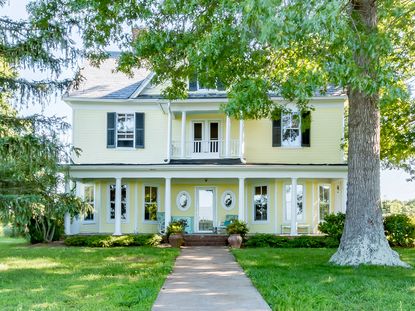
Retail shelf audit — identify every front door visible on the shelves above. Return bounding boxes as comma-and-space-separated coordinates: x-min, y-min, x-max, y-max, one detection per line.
196, 188, 215, 232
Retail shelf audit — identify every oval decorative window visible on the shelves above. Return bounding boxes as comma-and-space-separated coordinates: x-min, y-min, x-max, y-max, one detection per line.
176, 191, 191, 211
221, 190, 235, 210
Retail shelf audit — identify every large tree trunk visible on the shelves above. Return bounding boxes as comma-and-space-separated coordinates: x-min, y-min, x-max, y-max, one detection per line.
330, 0, 409, 267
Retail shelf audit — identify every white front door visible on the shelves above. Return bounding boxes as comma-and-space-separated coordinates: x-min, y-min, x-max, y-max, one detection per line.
196, 187, 216, 232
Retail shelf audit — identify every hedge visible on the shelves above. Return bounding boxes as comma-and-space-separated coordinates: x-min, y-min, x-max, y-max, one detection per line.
245, 234, 339, 248
64, 234, 162, 247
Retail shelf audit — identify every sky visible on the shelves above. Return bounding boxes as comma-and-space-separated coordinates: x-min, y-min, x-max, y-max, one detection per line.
1, 1, 414, 201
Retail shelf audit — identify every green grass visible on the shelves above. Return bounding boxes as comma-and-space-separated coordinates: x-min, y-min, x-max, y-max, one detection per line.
0, 236, 179, 311
233, 248, 415, 311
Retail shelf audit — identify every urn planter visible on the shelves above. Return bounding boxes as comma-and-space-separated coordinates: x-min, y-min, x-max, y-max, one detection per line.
228, 234, 243, 248
169, 233, 184, 248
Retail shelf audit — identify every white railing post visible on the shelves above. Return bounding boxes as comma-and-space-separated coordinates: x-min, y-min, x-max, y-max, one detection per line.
114, 177, 122, 236
181, 111, 186, 158
239, 119, 244, 158
226, 115, 231, 157
290, 178, 298, 236
166, 103, 172, 161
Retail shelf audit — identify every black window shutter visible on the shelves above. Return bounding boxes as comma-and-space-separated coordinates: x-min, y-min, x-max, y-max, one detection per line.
301, 111, 311, 147
189, 72, 197, 91
272, 112, 282, 147
107, 112, 116, 148
135, 112, 145, 148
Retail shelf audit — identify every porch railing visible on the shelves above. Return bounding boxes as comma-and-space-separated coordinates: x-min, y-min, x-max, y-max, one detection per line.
171, 139, 240, 159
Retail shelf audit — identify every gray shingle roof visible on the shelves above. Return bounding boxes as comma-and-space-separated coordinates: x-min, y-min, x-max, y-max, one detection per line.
68, 56, 151, 99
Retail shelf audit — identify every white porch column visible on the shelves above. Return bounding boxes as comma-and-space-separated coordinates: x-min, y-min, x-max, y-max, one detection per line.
290, 178, 298, 236
181, 111, 186, 158
64, 180, 71, 235
238, 178, 245, 221
64, 213, 71, 235
165, 177, 172, 230
342, 178, 348, 212
114, 177, 122, 236
166, 103, 172, 161
225, 115, 231, 157
239, 119, 244, 158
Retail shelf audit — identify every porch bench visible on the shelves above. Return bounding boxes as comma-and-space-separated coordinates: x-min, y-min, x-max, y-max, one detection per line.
281, 224, 310, 235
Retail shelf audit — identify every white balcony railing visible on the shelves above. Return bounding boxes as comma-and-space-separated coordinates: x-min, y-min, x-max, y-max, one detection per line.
171, 139, 240, 159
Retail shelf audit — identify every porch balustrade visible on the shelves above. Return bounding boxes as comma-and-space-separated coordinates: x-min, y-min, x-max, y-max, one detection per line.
171, 139, 240, 159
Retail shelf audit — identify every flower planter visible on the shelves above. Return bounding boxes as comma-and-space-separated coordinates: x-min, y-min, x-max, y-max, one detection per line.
228, 234, 243, 248
169, 233, 184, 248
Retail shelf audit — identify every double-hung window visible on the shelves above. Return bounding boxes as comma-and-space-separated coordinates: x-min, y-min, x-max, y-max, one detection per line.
144, 186, 158, 221
284, 184, 304, 222
319, 185, 331, 222
281, 111, 301, 147
254, 186, 268, 221
109, 184, 127, 221
107, 112, 144, 148
84, 185, 95, 222
116, 113, 135, 148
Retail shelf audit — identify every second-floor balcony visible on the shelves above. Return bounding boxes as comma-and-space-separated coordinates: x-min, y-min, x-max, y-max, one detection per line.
171, 139, 240, 159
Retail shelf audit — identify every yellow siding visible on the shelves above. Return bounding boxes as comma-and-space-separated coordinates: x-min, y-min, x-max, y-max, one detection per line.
73, 108, 167, 164
244, 104, 344, 164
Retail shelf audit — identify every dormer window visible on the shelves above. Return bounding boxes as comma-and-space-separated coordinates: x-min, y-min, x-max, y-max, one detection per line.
188, 73, 225, 91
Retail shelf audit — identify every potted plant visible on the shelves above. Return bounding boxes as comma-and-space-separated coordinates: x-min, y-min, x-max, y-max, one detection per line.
166, 219, 187, 248
226, 220, 249, 248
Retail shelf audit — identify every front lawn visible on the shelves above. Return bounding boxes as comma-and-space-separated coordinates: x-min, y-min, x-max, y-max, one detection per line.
233, 248, 415, 311
0, 237, 179, 311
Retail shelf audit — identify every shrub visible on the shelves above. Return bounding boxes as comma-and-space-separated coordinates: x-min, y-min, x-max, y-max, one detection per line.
384, 214, 415, 247
245, 234, 339, 248
318, 212, 346, 242
226, 220, 249, 238
64, 234, 162, 247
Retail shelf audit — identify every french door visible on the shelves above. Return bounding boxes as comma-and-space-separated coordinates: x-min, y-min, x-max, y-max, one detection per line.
192, 121, 220, 157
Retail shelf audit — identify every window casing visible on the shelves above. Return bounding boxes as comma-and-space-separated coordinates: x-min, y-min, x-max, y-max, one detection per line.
284, 184, 304, 222
319, 185, 331, 222
144, 186, 158, 222
108, 184, 128, 221
116, 113, 134, 148
254, 186, 268, 222
83, 185, 95, 222
281, 111, 301, 147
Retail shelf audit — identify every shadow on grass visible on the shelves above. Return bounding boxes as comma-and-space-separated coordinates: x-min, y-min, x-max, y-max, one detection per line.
0, 237, 179, 311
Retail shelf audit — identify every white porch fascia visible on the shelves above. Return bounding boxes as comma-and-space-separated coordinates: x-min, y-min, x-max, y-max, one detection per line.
68, 164, 348, 180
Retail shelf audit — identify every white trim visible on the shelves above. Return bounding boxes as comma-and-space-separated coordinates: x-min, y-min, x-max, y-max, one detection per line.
282, 182, 306, 224
195, 187, 217, 233
142, 184, 160, 224
97, 183, 102, 232
130, 72, 155, 98
221, 190, 236, 211
317, 183, 332, 223
106, 183, 130, 224
252, 184, 270, 224
176, 191, 191, 211
311, 182, 315, 234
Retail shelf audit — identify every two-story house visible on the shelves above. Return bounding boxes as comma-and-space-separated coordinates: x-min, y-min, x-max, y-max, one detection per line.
63, 54, 348, 237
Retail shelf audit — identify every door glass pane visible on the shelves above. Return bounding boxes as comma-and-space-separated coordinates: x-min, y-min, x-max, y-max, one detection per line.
210, 122, 218, 140
194, 123, 202, 140
198, 189, 214, 231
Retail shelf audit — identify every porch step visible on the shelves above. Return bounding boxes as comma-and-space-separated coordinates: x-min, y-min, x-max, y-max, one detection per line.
183, 234, 228, 246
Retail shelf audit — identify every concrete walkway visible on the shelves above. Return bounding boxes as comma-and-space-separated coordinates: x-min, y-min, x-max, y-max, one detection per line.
152, 247, 271, 311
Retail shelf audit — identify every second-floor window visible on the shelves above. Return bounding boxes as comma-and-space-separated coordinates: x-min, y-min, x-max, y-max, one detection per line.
272, 110, 311, 148
107, 112, 145, 149
117, 113, 134, 147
